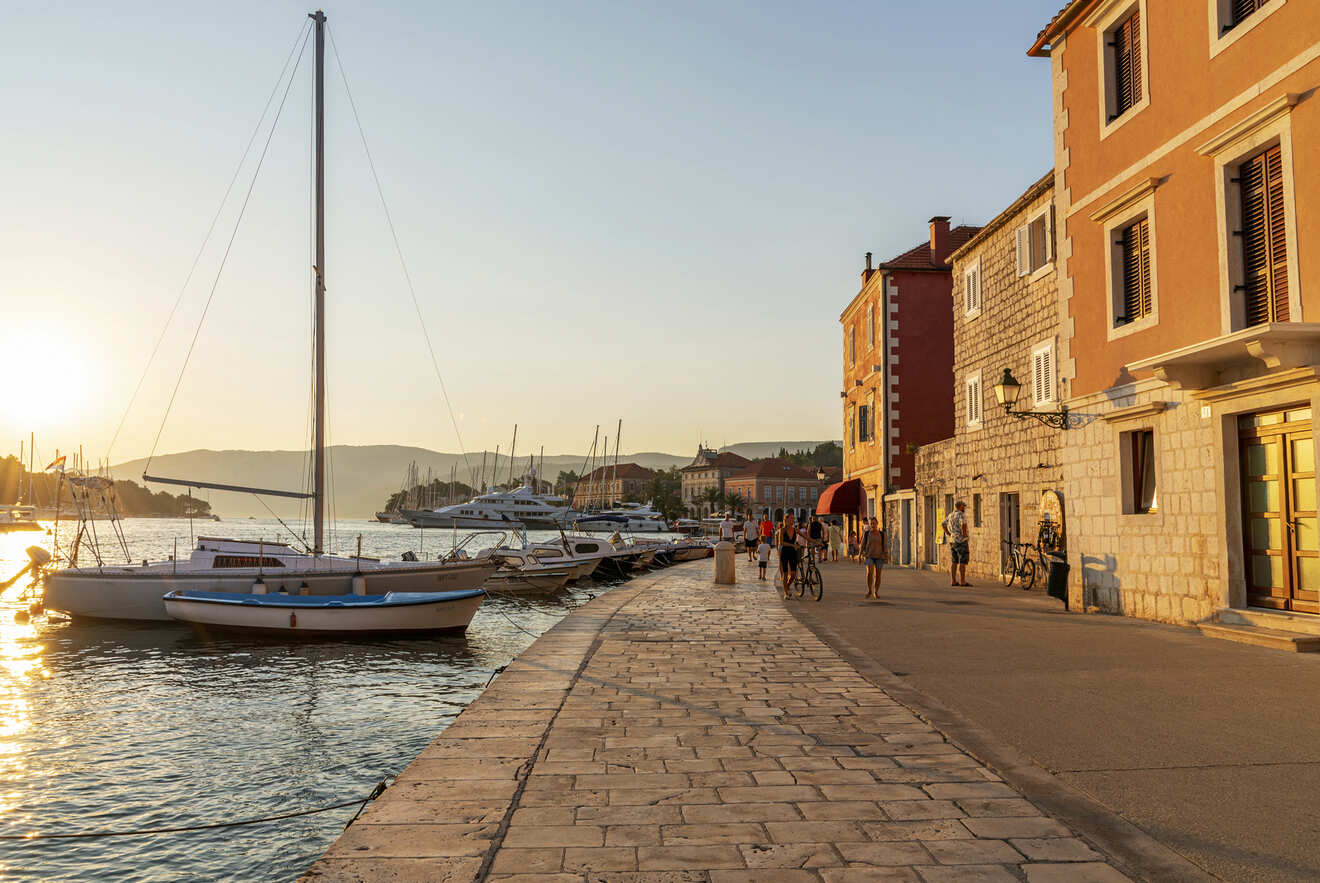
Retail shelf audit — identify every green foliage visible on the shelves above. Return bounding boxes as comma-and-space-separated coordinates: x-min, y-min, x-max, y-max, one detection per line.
776, 442, 842, 468
384, 480, 474, 512
642, 467, 685, 523
0, 456, 211, 516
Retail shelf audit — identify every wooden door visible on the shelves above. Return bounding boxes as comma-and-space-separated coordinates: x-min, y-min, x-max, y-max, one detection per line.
1241, 408, 1317, 613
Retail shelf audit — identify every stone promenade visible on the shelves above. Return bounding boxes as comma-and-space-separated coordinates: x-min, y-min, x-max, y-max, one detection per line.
302, 561, 1129, 882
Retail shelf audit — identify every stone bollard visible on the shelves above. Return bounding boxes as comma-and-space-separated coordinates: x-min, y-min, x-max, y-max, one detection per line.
714, 541, 736, 585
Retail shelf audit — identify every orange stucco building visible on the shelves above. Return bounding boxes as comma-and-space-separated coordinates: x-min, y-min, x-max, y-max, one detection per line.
1031, 0, 1320, 630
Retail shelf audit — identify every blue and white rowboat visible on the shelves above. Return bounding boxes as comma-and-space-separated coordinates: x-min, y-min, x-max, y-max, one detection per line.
162, 588, 485, 636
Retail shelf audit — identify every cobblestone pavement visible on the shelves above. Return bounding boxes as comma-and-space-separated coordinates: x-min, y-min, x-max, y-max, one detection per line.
303, 561, 1132, 882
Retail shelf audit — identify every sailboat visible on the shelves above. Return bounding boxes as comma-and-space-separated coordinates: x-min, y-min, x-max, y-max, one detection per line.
41, 11, 497, 626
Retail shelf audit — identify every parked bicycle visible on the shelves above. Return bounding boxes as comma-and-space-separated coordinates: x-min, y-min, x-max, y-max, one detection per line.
786, 542, 824, 601
1001, 540, 1042, 590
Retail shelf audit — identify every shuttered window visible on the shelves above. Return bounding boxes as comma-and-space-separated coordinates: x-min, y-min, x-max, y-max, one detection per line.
1118, 217, 1152, 324
1228, 0, 1268, 30
1032, 343, 1056, 407
1239, 144, 1289, 326
1111, 10, 1142, 120
963, 264, 980, 314
965, 374, 982, 427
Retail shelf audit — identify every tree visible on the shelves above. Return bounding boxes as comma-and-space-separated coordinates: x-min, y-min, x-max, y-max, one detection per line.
723, 491, 746, 514
700, 487, 722, 513
642, 467, 685, 523
555, 470, 579, 496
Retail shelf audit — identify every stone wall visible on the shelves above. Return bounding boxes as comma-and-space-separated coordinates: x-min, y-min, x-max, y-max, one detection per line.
914, 174, 1065, 584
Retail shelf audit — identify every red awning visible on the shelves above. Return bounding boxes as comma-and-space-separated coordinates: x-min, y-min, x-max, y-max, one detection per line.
816, 478, 864, 516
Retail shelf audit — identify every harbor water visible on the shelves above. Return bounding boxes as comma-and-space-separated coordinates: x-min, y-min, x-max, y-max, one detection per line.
0, 518, 651, 881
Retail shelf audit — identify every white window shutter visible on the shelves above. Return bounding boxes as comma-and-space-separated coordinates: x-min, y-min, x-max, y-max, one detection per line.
1043, 346, 1054, 403
1032, 351, 1044, 407
1046, 205, 1057, 262
973, 267, 981, 311
1015, 226, 1028, 276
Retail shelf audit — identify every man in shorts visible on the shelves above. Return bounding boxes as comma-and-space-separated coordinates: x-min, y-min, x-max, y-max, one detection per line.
941, 500, 971, 586
862, 516, 886, 598
743, 513, 758, 561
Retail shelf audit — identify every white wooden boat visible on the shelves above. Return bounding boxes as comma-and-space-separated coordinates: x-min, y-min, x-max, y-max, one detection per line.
44, 536, 498, 622
163, 588, 485, 635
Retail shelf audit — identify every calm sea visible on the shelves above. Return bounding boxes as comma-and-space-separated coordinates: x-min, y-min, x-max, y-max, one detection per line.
0, 517, 642, 881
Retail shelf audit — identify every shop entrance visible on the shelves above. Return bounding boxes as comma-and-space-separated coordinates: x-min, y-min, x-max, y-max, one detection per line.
1241, 407, 1317, 614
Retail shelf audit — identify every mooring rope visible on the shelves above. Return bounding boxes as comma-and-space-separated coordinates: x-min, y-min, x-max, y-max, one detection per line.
0, 776, 391, 842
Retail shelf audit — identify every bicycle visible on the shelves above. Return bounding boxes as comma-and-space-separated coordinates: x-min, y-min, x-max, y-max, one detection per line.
785, 543, 824, 601
1001, 540, 1039, 590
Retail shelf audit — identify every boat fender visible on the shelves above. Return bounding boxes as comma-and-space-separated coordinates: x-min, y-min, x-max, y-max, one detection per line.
290, 612, 297, 628
352, 573, 366, 596
253, 576, 267, 595
299, 581, 310, 596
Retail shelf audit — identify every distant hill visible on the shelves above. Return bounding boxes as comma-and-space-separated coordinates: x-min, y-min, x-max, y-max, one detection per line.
110, 441, 836, 517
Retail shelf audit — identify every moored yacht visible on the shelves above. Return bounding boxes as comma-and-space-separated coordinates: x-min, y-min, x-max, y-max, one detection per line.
406, 484, 573, 529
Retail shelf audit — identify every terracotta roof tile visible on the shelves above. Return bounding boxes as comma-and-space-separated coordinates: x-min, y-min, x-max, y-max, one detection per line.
726, 458, 822, 481
1029, 0, 1090, 56
877, 225, 981, 271
580, 463, 655, 482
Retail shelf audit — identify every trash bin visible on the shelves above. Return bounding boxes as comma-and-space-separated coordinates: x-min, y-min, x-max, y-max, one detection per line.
1046, 554, 1069, 610
714, 541, 737, 585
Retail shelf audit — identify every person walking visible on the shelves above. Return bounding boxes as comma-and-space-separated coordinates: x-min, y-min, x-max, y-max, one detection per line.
760, 514, 774, 545
862, 516, 886, 598
823, 520, 844, 562
807, 515, 824, 559
756, 535, 772, 580
776, 512, 799, 598
941, 500, 971, 587
743, 513, 758, 561
719, 513, 735, 544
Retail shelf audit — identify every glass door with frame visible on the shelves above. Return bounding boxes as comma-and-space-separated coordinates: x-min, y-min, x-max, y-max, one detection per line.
1241, 408, 1317, 614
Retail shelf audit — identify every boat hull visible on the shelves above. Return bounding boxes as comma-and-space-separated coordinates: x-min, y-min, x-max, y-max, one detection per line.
43, 561, 499, 623
163, 590, 485, 635
484, 571, 572, 593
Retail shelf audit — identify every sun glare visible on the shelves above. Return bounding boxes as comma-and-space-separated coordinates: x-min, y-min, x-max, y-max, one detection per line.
0, 331, 89, 427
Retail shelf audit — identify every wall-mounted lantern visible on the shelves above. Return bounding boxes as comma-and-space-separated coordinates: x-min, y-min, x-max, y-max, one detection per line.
993, 368, 1071, 430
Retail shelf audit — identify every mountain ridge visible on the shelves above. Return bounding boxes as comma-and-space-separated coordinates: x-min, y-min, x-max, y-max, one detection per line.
111, 441, 838, 517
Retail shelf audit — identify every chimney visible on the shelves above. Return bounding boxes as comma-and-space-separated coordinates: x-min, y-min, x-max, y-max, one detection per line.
929, 216, 952, 266
861, 251, 874, 284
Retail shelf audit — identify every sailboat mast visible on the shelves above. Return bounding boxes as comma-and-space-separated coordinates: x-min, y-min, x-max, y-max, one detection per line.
310, 9, 327, 555
508, 425, 518, 485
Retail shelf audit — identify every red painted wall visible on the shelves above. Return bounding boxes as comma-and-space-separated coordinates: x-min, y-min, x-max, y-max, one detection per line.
890, 268, 954, 487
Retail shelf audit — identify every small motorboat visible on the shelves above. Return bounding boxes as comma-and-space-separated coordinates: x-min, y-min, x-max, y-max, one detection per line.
162, 588, 485, 636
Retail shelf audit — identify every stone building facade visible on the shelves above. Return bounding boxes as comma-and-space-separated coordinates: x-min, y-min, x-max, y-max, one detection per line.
723, 459, 826, 521
571, 463, 655, 509
907, 173, 1064, 579
679, 447, 751, 517
1032, 1, 1320, 630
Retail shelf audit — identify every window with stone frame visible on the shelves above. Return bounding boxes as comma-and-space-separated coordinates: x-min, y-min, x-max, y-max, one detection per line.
848, 326, 856, 366
963, 259, 981, 316
1121, 428, 1158, 514
866, 304, 875, 349
1016, 207, 1055, 277
1110, 8, 1142, 120
972, 494, 982, 528
1116, 215, 1153, 325
965, 371, 983, 428
1032, 341, 1057, 407
1238, 143, 1290, 326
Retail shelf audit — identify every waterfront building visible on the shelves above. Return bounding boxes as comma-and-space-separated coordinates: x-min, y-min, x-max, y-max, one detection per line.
1029, 1, 1320, 627
911, 172, 1063, 578
571, 462, 655, 509
835, 217, 980, 560
722, 458, 828, 521
679, 446, 751, 516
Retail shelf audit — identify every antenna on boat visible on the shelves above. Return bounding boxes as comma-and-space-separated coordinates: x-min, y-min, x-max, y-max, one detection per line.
310, 8, 328, 556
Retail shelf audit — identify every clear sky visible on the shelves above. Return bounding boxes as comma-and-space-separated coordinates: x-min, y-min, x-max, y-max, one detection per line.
0, 1, 1058, 467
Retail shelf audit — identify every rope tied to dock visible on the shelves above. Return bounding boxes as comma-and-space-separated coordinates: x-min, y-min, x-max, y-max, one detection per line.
0, 775, 393, 841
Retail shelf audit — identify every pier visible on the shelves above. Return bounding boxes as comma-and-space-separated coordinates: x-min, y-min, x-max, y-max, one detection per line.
302, 560, 1131, 881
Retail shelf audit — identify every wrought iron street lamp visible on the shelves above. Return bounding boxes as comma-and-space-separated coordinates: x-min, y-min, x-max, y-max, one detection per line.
993, 368, 1071, 430
815, 467, 828, 482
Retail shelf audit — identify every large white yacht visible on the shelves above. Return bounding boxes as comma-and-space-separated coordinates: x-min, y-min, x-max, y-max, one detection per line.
406, 484, 574, 529
574, 502, 670, 532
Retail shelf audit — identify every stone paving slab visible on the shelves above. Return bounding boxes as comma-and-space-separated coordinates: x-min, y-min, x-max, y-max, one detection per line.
302, 562, 1132, 882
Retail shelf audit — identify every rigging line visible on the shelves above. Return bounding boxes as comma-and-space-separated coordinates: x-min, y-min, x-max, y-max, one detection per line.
252, 493, 311, 553
107, 19, 312, 466
144, 26, 313, 474
325, 26, 471, 476
0, 778, 392, 841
